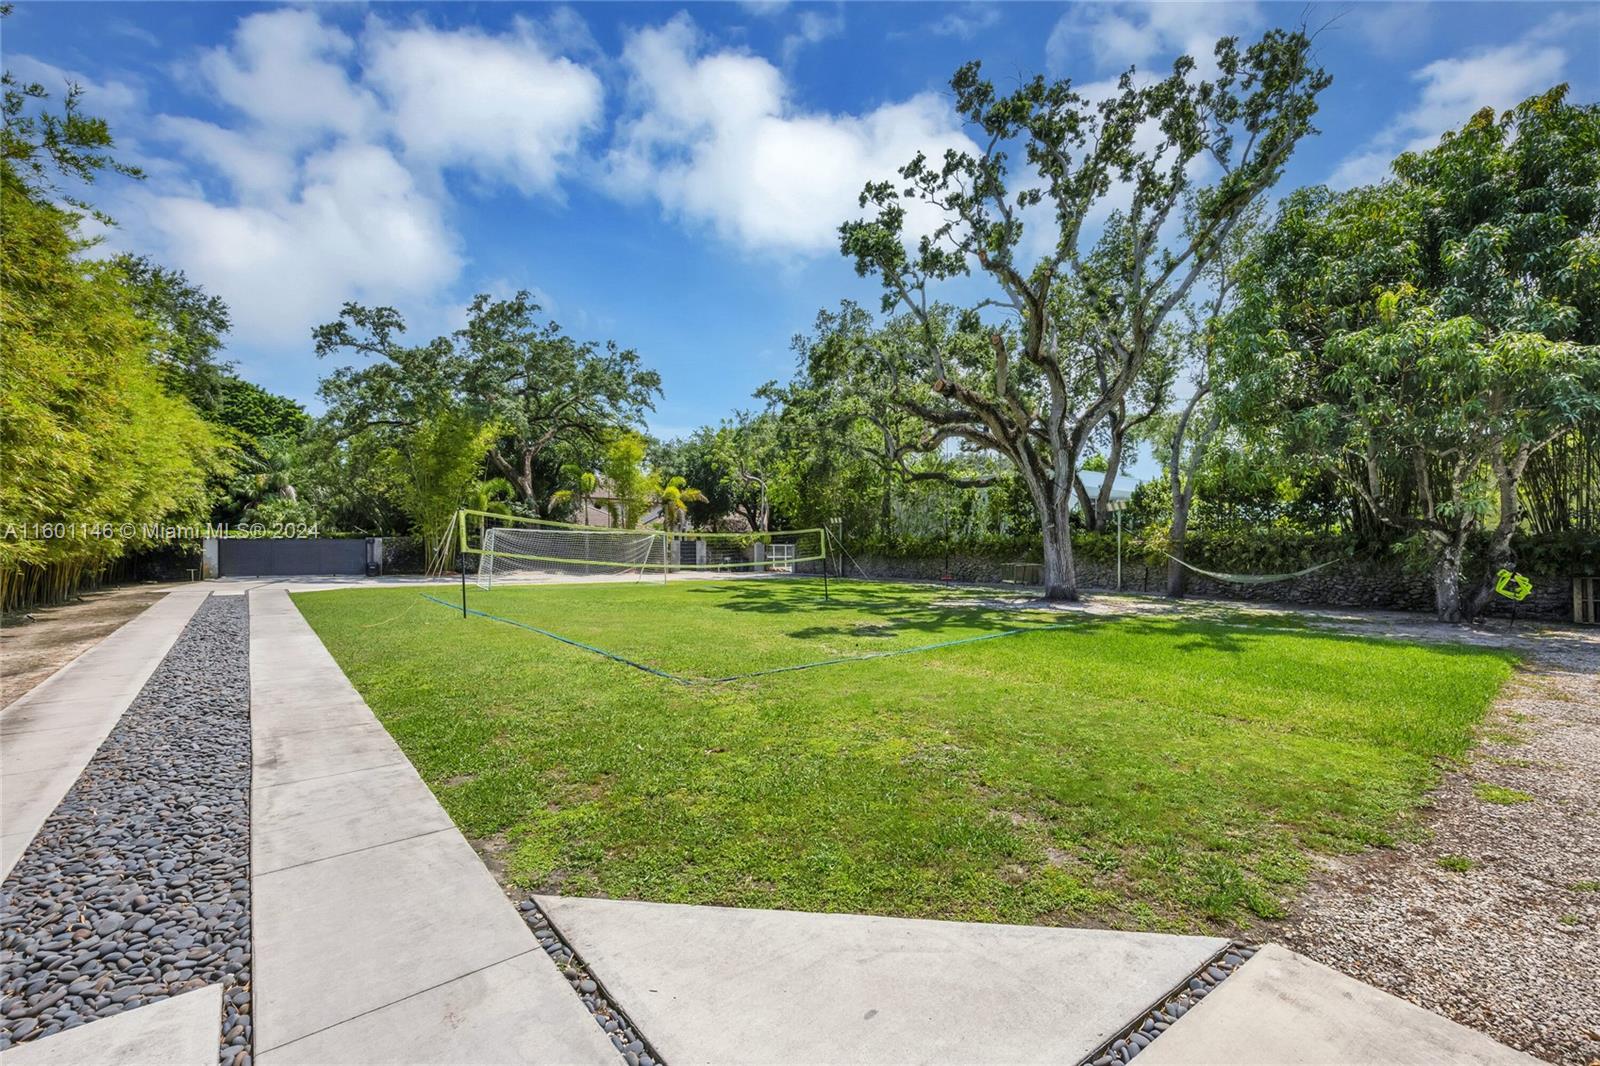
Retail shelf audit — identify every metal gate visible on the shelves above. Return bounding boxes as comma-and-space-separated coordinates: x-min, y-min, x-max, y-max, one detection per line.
216, 538, 370, 577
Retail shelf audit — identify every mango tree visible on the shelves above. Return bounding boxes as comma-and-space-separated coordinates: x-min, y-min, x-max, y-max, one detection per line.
1228, 88, 1600, 619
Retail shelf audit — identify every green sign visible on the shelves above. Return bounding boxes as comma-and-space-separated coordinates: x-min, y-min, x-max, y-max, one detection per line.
1494, 569, 1532, 602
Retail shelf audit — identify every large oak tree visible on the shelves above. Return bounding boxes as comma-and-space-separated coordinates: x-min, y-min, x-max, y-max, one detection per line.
835, 31, 1329, 598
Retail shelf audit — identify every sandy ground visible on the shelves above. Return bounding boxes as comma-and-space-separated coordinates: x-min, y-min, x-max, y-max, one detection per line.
1, 583, 182, 708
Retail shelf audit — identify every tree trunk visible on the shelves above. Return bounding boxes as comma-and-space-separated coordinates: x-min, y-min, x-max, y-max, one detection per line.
1041, 491, 1078, 601
1433, 538, 1466, 622
1166, 508, 1191, 598
1072, 475, 1098, 532
1094, 425, 1126, 530
1165, 396, 1218, 600
1464, 447, 1531, 622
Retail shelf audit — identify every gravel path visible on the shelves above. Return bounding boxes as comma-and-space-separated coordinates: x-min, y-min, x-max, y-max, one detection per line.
1281, 629, 1600, 1066
0, 596, 252, 1065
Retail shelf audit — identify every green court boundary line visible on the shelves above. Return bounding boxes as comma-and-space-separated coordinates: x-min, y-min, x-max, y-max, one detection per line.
419, 592, 1081, 685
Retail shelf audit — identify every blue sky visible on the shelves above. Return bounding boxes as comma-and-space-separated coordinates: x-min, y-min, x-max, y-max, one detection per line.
7, 1, 1597, 441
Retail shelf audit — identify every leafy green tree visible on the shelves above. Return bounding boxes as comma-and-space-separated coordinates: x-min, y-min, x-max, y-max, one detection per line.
712, 410, 784, 531
467, 477, 518, 518
313, 303, 497, 561
293, 425, 408, 537
836, 33, 1329, 598
215, 377, 310, 445
115, 255, 233, 415
1, 54, 221, 610
653, 428, 740, 530
1229, 87, 1600, 619
228, 437, 299, 510
456, 292, 661, 504
777, 311, 929, 538
394, 407, 500, 572
599, 432, 653, 528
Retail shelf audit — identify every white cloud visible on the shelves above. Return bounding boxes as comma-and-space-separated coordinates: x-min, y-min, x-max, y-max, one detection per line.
144, 144, 461, 347
153, 116, 299, 202
781, 10, 844, 63
1328, 25, 1572, 188
925, 4, 1001, 40
105, 6, 610, 356
1046, 2, 1262, 78
365, 19, 603, 194
1399, 40, 1564, 151
195, 9, 379, 147
5, 54, 145, 118
606, 14, 975, 257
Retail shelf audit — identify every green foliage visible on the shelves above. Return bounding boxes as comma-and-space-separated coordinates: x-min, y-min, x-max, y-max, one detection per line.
215, 375, 308, 445
1436, 854, 1477, 872
312, 295, 659, 537
0, 162, 223, 609
652, 474, 707, 533
2, 51, 142, 218
292, 426, 408, 537
1473, 782, 1534, 806
830, 32, 1328, 595
455, 292, 661, 504
114, 255, 233, 414
1230, 87, 1600, 618
598, 432, 653, 528
393, 407, 500, 566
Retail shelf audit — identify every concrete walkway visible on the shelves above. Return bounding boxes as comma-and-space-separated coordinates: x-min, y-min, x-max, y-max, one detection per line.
0, 986, 221, 1066
1136, 944, 1540, 1065
0, 587, 208, 879
247, 587, 615, 1064
539, 895, 1228, 1064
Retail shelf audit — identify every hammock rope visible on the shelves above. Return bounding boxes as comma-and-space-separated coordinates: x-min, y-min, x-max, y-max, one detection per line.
1163, 554, 1336, 585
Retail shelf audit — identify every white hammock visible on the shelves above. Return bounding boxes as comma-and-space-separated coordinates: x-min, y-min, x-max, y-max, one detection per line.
1164, 554, 1336, 585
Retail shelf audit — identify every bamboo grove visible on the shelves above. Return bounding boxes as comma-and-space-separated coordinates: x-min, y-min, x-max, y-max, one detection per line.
1, 71, 224, 612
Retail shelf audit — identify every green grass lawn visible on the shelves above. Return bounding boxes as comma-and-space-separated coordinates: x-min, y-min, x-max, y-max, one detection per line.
293, 578, 1515, 934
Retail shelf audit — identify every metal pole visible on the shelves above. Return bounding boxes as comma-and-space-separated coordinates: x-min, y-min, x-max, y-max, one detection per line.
822, 528, 830, 602
460, 552, 468, 618
1116, 509, 1123, 592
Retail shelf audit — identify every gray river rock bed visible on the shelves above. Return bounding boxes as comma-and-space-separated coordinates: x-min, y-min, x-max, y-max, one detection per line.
520, 899, 664, 1066
0, 595, 252, 1066
1083, 943, 1256, 1065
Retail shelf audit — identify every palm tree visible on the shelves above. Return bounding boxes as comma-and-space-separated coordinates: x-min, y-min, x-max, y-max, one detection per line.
653, 475, 707, 534
549, 465, 599, 524
230, 439, 299, 506
467, 477, 517, 518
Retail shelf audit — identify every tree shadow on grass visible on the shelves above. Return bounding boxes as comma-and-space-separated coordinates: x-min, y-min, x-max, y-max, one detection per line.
687, 579, 1083, 642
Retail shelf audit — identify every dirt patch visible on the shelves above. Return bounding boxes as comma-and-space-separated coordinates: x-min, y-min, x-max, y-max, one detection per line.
1278, 628, 1600, 1065
1, 583, 181, 709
